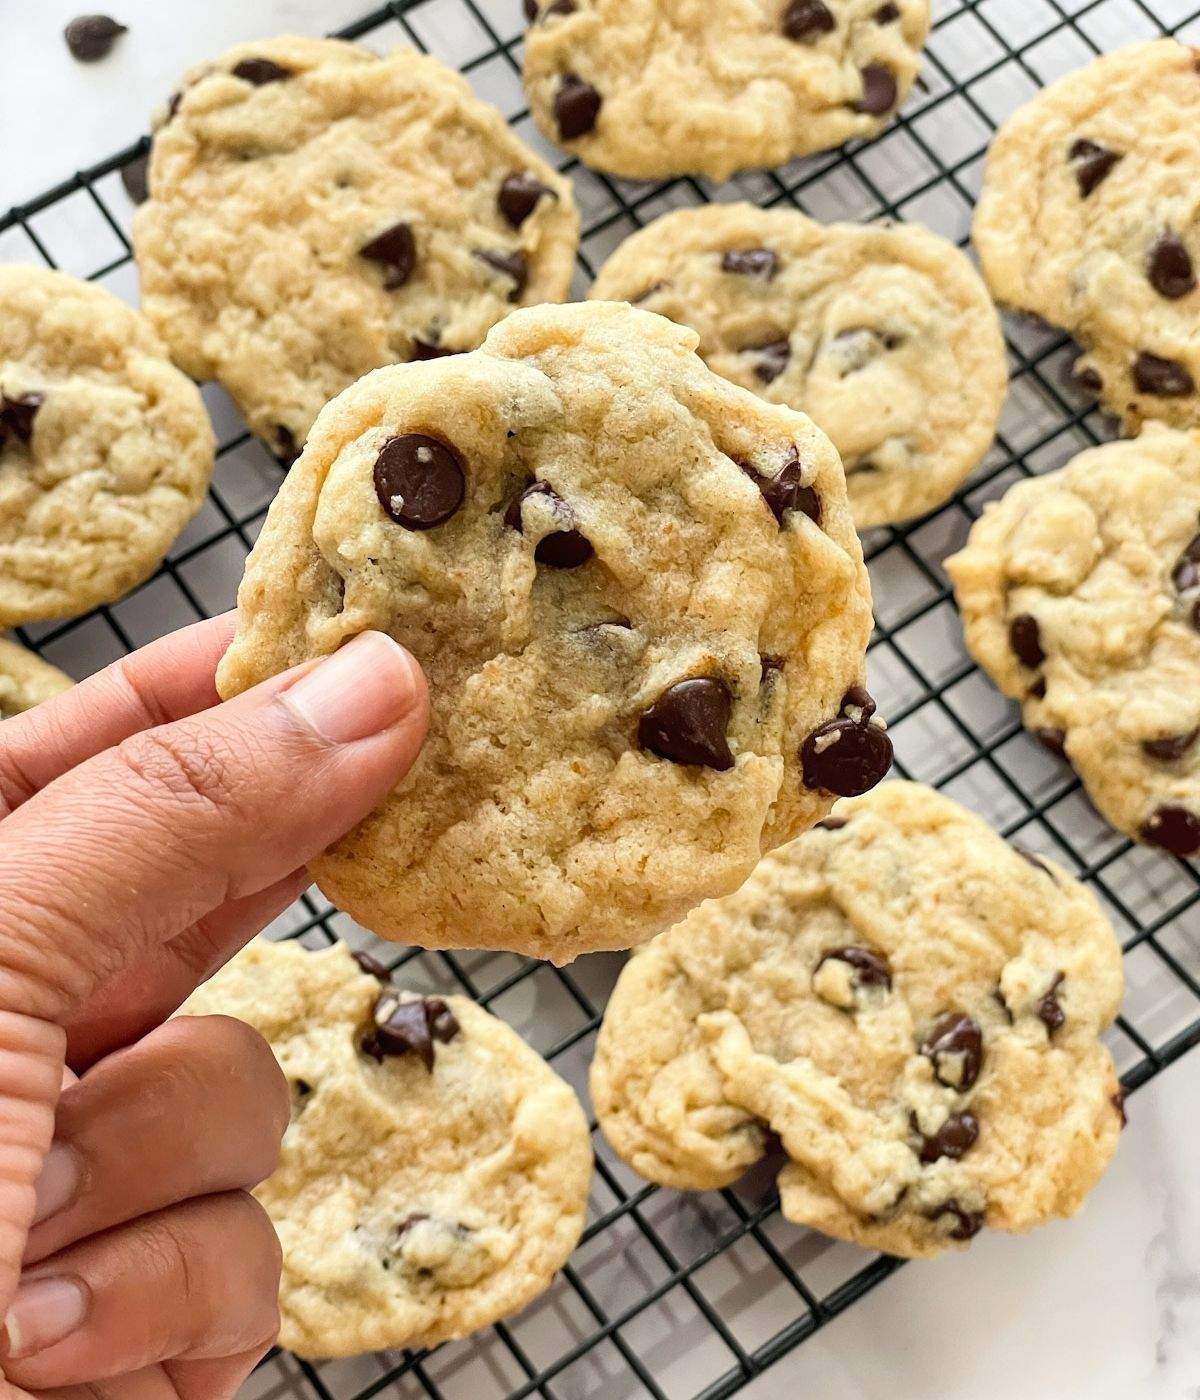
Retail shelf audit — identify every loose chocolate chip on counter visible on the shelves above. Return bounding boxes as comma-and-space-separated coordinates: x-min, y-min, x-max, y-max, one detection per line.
1068, 139, 1121, 197
410, 337, 459, 361
554, 73, 602, 140
1008, 612, 1044, 669
504, 480, 593, 568
721, 248, 779, 280
745, 338, 791, 385
273, 425, 300, 467
1148, 230, 1196, 300
874, 1, 901, 19
232, 57, 292, 85
374, 433, 465, 530
1074, 364, 1103, 396
0, 394, 43, 445
1036, 972, 1066, 1034
1139, 804, 1200, 857
853, 65, 898, 116
815, 945, 893, 991
474, 248, 528, 303
739, 447, 820, 526
638, 678, 735, 771
815, 815, 849, 830
64, 14, 127, 62
920, 1011, 983, 1090
353, 950, 393, 981
916, 1111, 979, 1164
1143, 726, 1200, 761
1112, 1087, 1127, 1127
1034, 726, 1067, 758
361, 222, 417, 290
801, 717, 893, 797
120, 152, 150, 204
498, 171, 555, 228
1133, 350, 1194, 397
926, 1200, 984, 1241
782, 0, 836, 41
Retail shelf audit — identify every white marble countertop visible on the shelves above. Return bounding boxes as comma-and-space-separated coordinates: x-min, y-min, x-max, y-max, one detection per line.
5, 4, 1200, 1398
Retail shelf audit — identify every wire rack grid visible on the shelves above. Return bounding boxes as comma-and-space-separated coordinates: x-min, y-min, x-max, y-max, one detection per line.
3, 0, 1200, 1395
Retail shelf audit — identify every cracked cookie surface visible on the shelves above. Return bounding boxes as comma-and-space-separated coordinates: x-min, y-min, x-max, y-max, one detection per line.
974, 40, 1200, 431
590, 204, 1007, 529
947, 423, 1200, 858
0, 266, 214, 625
179, 938, 592, 1357
216, 301, 882, 962
0, 637, 71, 719
591, 781, 1124, 1258
522, 0, 930, 181
133, 35, 579, 458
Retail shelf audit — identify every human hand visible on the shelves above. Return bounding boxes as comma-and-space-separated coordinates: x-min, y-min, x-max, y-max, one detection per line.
0, 615, 428, 1398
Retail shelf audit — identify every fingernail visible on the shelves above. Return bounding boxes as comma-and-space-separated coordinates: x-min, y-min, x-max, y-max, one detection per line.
32, 1143, 81, 1224
280, 632, 422, 745
3, 1276, 89, 1359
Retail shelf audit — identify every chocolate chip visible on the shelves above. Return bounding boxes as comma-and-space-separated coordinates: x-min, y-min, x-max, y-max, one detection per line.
396, 1211, 430, 1236
760, 655, 786, 683
535, 0, 577, 16
1069, 139, 1121, 197
425, 997, 460, 1043
874, 1, 901, 19
1112, 1087, 1127, 1127
839, 685, 877, 725
1027, 677, 1048, 700
745, 338, 791, 384
1139, 805, 1200, 856
166, 90, 183, 122
1142, 727, 1200, 761
1074, 364, 1103, 396
721, 248, 778, 280
504, 480, 593, 568
1035, 726, 1067, 757
410, 337, 458, 361
1015, 846, 1055, 879
782, 0, 836, 41
498, 171, 555, 228
0, 394, 43, 445
120, 152, 150, 204
273, 425, 300, 467
926, 1200, 984, 1241
816, 815, 848, 830
1172, 531, 1200, 592
363, 995, 460, 1071
1133, 351, 1194, 397
554, 72, 602, 139
1035, 972, 1065, 1034
917, 1111, 979, 1164
524, 0, 538, 19
1147, 230, 1196, 300
739, 447, 819, 526
353, 950, 392, 981
920, 1011, 983, 1090
361, 222, 417, 291
853, 65, 897, 116
474, 249, 528, 303
232, 57, 292, 85
64, 14, 127, 62
638, 678, 735, 772
801, 717, 893, 797
1008, 613, 1044, 669
815, 945, 892, 991
374, 433, 465, 530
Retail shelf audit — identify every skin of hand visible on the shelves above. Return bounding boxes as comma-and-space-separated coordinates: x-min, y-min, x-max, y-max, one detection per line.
0, 614, 429, 1399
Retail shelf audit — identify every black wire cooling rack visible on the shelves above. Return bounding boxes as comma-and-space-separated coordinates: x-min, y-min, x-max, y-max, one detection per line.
5, 0, 1200, 1395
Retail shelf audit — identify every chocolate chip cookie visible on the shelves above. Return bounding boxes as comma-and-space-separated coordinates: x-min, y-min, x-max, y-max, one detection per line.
592, 781, 1125, 1258
0, 267, 214, 625
133, 36, 579, 460
590, 204, 1007, 529
947, 423, 1200, 857
522, 0, 930, 181
179, 938, 592, 1357
217, 301, 883, 962
0, 637, 71, 719
974, 40, 1200, 431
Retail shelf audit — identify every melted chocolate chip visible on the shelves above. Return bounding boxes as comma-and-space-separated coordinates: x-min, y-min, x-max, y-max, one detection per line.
64, 14, 127, 62
273, 425, 299, 467
353, 950, 392, 981
917, 1111, 979, 1164
853, 64, 897, 115
638, 678, 735, 772
410, 337, 459, 361
839, 685, 877, 724
815, 945, 892, 991
554, 72, 602, 139
0, 394, 43, 445
920, 1012, 983, 1090
1069, 139, 1121, 197
1133, 351, 1194, 397
232, 57, 292, 85
1008, 613, 1044, 669
361, 222, 417, 290
782, 0, 836, 41
1148, 230, 1196, 300
746, 338, 791, 384
739, 448, 820, 526
1139, 805, 1200, 857
1112, 1087, 1127, 1127
374, 433, 465, 530
816, 815, 849, 830
504, 480, 593, 568
801, 717, 893, 797
1037, 972, 1066, 1034
120, 152, 150, 204
1143, 727, 1200, 761
498, 171, 555, 228
927, 1200, 984, 1241
1035, 726, 1067, 758
474, 248, 528, 303
875, 1, 901, 19
1074, 365, 1103, 396
721, 248, 778, 280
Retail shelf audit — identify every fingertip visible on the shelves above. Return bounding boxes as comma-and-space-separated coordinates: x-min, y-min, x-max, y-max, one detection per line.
276, 632, 428, 748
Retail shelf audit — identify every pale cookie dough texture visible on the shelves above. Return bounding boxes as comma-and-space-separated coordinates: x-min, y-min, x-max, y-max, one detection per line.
0, 638, 71, 719
133, 36, 580, 460
974, 40, 1200, 431
590, 204, 1008, 529
522, 0, 930, 182
947, 424, 1200, 858
179, 938, 592, 1358
217, 302, 884, 962
592, 781, 1125, 1259
0, 267, 214, 625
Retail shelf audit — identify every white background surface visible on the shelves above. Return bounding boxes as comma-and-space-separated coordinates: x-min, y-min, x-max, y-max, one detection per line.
5, 3, 1200, 1398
